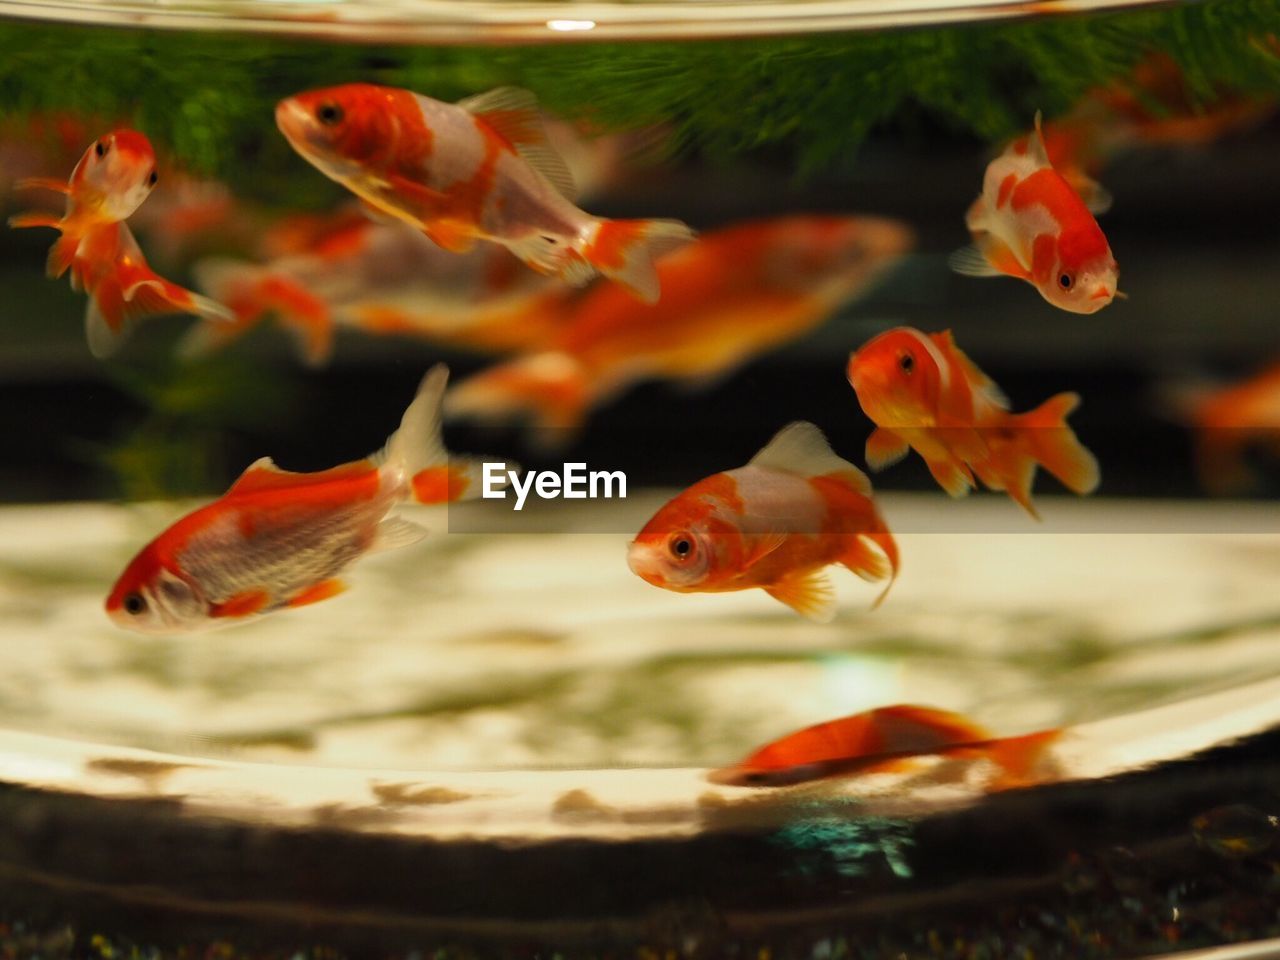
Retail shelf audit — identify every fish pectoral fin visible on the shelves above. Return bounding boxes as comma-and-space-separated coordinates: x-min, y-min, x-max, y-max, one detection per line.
423, 220, 477, 254
456, 86, 578, 202
285, 579, 347, 609
947, 244, 1003, 278
865, 428, 910, 471
7, 210, 61, 230
210, 589, 270, 619
924, 455, 975, 499
15, 176, 71, 195
764, 569, 836, 623
742, 530, 788, 570
370, 516, 428, 554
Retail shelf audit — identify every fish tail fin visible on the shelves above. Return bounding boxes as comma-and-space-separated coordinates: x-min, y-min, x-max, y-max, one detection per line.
842, 529, 900, 609
377, 364, 493, 505
985, 729, 1062, 792
574, 218, 695, 303
1018, 392, 1100, 497
84, 269, 234, 361
444, 352, 592, 443
185, 258, 333, 365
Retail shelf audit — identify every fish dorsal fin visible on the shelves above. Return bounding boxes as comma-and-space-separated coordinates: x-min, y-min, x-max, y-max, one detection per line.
1028, 110, 1052, 168
228, 456, 304, 494
458, 87, 578, 202
931, 330, 1009, 410
749, 421, 872, 496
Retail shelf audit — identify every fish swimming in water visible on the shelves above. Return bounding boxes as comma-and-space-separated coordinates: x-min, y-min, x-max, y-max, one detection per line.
708, 704, 1061, 790
627, 421, 898, 622
8, 128, 232, 356
445, 215, 914, 439
847, 326, 1100, 518
274, 83, 693, 303
951, 112, 1120, 314
105, 364, 499, 635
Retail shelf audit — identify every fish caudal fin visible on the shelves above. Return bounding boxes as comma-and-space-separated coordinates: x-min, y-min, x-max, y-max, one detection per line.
576, 218, 695, 303
377, 364, 494, 505
843, 530, 900, 609
185, 258, 333, 365
985, 729, 1062, 792
1017, 392, 1101, 497
444, 352, 593, 442
84, 275, 234, 360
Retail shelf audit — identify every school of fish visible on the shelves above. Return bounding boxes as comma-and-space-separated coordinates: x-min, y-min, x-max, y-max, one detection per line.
5, 69, 1269, 795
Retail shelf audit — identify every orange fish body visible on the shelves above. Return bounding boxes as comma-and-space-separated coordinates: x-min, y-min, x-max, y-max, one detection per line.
709, 704, 1061, 790
274, 83, 693, 303
1179, 363, 1280, 494
627, 421, 898, 622
847, 326, 1099, 517
953, 113, 1119, 314
445, 215, 914, 436
185, 207, 570, 366
105, 365, 492, 634
7, 128, 232, 356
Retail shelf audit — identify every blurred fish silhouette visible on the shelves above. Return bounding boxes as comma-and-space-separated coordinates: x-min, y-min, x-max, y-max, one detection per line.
709, 704, 1061, 790
446, 215, 914, 439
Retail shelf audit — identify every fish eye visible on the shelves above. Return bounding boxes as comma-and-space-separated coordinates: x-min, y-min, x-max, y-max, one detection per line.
316, 102, 344, 126
95, 141, 107, 158
898, 352, 915, 375
668, 532, 695, 560
1059, 272, 1074, 290
148, 170, 158, 186
123, 592, 147, 616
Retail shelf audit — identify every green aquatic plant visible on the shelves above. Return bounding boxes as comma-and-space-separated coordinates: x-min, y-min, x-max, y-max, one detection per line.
0, 0, 1278, 192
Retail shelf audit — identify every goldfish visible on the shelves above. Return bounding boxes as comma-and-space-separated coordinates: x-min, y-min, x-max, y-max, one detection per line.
106, 365, 496, 634
847, 326, 1100, 518
445, 215, 914, 438
274, 83, 693, 303
951, 112, 1119, 313
183, 206, 569, 365
1166, 362, 1280, 495
708, 704, 1061, 790
627, 421, 898, 622
7, 128, 232, 356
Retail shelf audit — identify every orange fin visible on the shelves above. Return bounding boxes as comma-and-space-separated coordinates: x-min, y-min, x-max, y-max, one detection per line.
210, 589, 270, 619
750, 421, 872, 494
7, 210, 61, 230
986, 729, 1062, 791
46, 233, 80, 280
576, 218, 695, 304
865, 427, 910, 471
924, 454, 975, 498
285, 579, 347, 609
457, 87, 577, 201
1018, 392, 1100, 496
843, 531, 899, 609
15, 176, 70, 195
423, 219, 477, 254
412, 465, 478, 504
764, 569, 836, 623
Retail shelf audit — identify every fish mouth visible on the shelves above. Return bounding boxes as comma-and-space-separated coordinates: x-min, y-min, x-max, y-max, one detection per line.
625, 542, 666, 586
274, 99, 312, 145
1089, 286, 1112, 301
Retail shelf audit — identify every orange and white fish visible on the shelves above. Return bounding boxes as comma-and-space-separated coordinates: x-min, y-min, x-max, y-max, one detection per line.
708, 704, 1062, 790
1167, 362, 1280, 495
951, 113, 1120, 314
627, 421, 898, 622
106, 365, 496, 635
446, 215, 914, 438
184, 207, 569, 365
8, 128, 232, 356
274, 83, 693, 303
847, 327, 1099, 518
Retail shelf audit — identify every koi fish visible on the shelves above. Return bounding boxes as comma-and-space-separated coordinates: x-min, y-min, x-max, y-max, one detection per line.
445, 215, 914, 438
106, 365, 496, 634
274, 83, 693, 303
7, 128, 233, 356
847, 326, 1100, 518
627, 421, 898, 622
1164, 362, 1280, 495
184, 207, 569, 365
708, 704, 1061, 790
951, 112, 1119, 314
